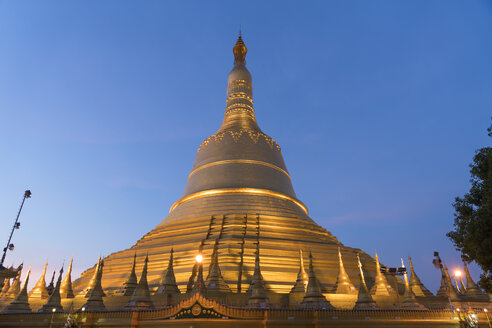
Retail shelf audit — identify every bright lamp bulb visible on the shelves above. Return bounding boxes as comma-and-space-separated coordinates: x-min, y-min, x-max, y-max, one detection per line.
196, 254, 203, 263
454, 270, 462, 278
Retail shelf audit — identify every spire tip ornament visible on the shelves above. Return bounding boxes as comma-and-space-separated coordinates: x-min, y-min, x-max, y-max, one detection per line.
233, 32, 247, 65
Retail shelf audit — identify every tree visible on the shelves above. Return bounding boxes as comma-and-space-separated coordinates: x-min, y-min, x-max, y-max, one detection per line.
447, 121, 492, 293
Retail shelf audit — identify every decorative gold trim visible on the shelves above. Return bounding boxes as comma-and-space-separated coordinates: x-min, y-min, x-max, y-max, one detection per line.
227, 93, 253, 103
230, 79, 249, 84
197, 129, 281, 152
187, 159, 291, 180
225, 103, 255, 113
170, 188, 308, 214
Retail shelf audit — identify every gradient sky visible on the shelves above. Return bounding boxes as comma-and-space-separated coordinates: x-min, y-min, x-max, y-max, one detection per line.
0, 1, 491, 292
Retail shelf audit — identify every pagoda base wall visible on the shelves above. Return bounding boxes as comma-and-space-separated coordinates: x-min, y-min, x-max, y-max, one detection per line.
0, 308, 490, 328
0, 292, 490, 327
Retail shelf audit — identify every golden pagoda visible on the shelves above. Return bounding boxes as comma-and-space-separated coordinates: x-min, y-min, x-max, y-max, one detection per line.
0, 34, 490, 327
69, 34, 384, 305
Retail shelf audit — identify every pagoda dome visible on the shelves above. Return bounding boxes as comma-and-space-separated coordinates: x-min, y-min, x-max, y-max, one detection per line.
168, 34, 304, 222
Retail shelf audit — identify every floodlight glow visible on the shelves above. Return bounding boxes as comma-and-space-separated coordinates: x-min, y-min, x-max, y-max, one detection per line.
454, 270, 462, 278
196, 254, 203, 263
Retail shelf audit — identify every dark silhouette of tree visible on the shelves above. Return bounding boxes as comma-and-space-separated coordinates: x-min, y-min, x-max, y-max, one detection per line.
447, 120, 492, 293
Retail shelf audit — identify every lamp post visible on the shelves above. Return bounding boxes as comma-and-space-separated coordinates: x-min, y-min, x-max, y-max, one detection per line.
0, 190, 31, 266
49, 308, 56, 328
77, 307, 86, 328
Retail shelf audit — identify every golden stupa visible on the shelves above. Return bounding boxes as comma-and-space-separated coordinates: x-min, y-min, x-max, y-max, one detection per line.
71, 34, 383, 305
0, 34, 490, 327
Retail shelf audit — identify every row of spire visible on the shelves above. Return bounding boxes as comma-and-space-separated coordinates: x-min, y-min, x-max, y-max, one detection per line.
0, 249, 488, 313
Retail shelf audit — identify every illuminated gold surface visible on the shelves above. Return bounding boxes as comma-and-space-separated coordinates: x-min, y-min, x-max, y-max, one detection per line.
187, 159, 291, 180
170, 188, 308, 214
197, 129, 281, 152
233, 34, 247, 64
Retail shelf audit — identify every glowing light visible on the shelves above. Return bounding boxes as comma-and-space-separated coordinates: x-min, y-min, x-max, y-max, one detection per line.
484, 309, 488, 312
196, 254, 203, 263
170, 188, 308, 214
454, 270, 462, 278
52, 308, 56, 313
81, 307, 86, 312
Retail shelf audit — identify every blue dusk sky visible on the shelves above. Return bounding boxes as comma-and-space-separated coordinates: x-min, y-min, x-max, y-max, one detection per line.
0, 1, 491, 292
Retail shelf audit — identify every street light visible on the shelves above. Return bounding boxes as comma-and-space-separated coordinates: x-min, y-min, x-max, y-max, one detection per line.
77, 306, 87, 326
0, 190, 31, 266
49, 308, 56, 328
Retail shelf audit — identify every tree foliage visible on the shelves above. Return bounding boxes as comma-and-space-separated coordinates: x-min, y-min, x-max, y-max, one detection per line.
447, 121, 492, 293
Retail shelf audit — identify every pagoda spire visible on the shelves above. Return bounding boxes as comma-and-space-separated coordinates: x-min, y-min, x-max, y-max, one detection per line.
0, 278, 10, 296
335, 247, 356, 294
28, 261, 49, 299
206, 244, 231, 293
458, 276, 466, 293
40, 266, 64, 313
127, 254, 153, 309
123, 253, 138, 296
3, 267, 31, 313
60, 258, 74, 298
248, 243, 269, 308
443, 265, 460, 302
408, 256, 433, 297
288, 250, 308, 307
436, 275, 448, 297
46, 270, 56, 295
157, 249, 180, 295
6, 266, 22, 298
186, 263, 198, 293
186, 246, 201, 294
191, 250, 207, 295
81, 258, 106, 311
84, 256, 105, 298
353, 253, 377, 310
300, 252, 334, 309
463, 262, 487, 300
463, 262, 478, 290
218, 33, 261, 133
290, 250, 308, 294
370, 252, 394, 296
233, 32, 247, 65
401, 259, 424, 310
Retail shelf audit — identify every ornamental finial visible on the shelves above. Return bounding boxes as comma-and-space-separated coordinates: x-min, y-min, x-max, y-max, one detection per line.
233, 32, 247, 65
